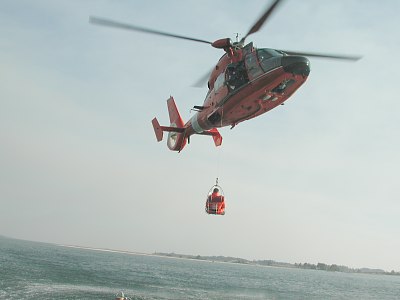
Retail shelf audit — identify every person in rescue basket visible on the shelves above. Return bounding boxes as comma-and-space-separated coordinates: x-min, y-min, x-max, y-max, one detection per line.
209, 188, 225, 215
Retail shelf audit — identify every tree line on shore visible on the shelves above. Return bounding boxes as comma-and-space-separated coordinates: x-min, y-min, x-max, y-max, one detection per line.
155, 252, 400, 276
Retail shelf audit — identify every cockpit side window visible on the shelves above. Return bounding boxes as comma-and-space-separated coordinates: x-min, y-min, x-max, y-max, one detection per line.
214, 72, 225, 91
245, 52, 263, 80
226, 62, 249, 91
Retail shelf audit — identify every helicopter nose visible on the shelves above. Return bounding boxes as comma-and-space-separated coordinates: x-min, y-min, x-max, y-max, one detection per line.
282, 56, 310, 76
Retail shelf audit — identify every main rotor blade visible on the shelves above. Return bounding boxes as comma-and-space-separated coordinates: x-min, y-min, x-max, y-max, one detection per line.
281, 50, 362, 61
243, 0, 283, 40
192, 68, 214, 88
89, 16, 212, 45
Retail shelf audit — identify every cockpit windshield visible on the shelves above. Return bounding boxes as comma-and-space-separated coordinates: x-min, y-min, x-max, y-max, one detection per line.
256, 48, 284, 73
258, 48, 284, 58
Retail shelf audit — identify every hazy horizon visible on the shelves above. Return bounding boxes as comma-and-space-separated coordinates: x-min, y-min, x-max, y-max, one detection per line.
1, 235, 397, 273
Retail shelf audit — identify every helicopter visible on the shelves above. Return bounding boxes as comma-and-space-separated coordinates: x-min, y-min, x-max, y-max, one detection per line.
90, 0, 361, 152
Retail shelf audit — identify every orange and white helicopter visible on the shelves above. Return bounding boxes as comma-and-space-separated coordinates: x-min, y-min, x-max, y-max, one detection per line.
90, 0, 361, 152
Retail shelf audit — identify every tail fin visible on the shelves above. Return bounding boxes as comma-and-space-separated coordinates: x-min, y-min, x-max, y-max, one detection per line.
151, 96, 187, 152
166, 97, 187, 151
167, 96, 185, 128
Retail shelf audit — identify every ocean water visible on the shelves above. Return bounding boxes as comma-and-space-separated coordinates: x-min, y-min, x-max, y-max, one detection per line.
1, 237, 400, 299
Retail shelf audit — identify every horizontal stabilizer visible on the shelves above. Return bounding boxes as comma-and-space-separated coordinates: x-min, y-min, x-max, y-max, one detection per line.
152, 118, 186, 142
161, 126, 185, 133
152, 117, 163, 142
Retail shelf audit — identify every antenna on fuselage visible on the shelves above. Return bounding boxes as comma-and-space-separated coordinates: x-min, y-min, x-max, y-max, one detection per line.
234, 33, 239, 43
232, 33, 244, 49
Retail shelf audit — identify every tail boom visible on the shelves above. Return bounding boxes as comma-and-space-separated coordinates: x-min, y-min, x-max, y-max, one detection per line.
152, 96, 187, 151
152, 96, 223, 151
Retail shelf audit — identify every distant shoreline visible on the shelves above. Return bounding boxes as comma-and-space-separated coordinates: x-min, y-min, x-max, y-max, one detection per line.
153, 252, 400, 276
56, 244, 213, 262
55, 242, 400, 276
56, 244, 239, 265
57, 244, 149, 256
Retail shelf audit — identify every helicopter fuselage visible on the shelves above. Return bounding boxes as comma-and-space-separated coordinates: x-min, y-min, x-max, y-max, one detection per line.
184, 43, 310, 141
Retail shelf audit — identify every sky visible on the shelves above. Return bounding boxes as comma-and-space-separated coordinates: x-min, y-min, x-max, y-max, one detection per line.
1, 0, 400, 272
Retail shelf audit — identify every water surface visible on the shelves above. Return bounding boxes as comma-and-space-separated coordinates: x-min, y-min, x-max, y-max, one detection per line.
1, 237, 399, 299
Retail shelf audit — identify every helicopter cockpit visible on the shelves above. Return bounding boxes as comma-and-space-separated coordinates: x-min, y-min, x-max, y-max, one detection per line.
224, 47, 285, 91
245, 48, 284, 80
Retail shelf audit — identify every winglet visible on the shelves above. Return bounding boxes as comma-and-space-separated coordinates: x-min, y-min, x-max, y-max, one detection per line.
209, 128, 222, 147
152, 117, 163, 142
